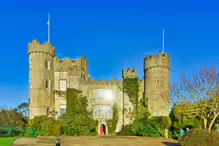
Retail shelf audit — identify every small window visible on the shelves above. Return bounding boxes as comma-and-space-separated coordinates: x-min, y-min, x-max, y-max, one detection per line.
94, 91, 101, 98
46, 80, 51, 89
154, 77, 158, 83
29, 57, 32, 69
153, 94, 158, 100
153, 112, 158, 116
45, 60, 50, 70
59, 80, 67, 91
29, 79, 32, 88
59, 105, 66, 116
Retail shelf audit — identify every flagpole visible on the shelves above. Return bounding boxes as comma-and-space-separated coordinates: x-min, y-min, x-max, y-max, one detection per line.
48, 12, 50, 43
162, 29, 164, 54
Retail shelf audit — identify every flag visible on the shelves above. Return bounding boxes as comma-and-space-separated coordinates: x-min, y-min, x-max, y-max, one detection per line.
47, 12, 50, 26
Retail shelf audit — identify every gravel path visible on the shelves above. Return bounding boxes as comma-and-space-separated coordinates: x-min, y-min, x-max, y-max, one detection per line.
12, 136, 179, 146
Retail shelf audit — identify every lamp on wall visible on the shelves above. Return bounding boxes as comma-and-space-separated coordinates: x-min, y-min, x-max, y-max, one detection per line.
47, 107, 58, 117
49, 110, 58, 117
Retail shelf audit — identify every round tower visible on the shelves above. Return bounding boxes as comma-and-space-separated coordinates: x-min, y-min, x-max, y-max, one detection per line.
28, 40, 56, 119
144, 52, 170, 117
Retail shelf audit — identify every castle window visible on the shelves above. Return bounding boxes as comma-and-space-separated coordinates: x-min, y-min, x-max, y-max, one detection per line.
59, 80, 67, 91
153, 112, 158, 116
59, 105, 66, 116
94, 90, 101, 98
94, 89, 113, 100
94, 105, 112, 119
45, 60, 50, 70
153, 94, 158, 100
154, 77, 158, 83
29, 57, 32, 69
29, 79, 32, 88
46, 80, 51, 89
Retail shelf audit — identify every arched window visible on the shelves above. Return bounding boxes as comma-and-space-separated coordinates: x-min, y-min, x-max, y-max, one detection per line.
153, 94, 158, 100
45, 60, 50, 70
154, 77, 158, 83
46, 79, 51, 89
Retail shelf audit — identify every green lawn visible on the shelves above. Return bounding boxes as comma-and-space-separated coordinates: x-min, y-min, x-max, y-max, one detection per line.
0, 138, 16, 146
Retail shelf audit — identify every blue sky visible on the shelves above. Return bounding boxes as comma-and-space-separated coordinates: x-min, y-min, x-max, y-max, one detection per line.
0, 0, 218, 108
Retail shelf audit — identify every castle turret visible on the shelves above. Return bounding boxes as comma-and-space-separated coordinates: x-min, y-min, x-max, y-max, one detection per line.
28, 40, 56, 119
144, 52, 170, 117
122, 68, 138, 78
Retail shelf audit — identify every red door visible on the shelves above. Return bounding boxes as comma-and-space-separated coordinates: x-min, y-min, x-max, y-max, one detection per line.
100, 126, 104, 135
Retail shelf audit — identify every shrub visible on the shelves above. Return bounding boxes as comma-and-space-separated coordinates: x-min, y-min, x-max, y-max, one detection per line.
27, 116, 62, 136
10, 128, 25, 137
129, 119, 163, 137
58, 114, 96, 136
179, 128, 219, 146
172, 131, 180, 140
0, 127, 8, 137
118, 125, 135, 136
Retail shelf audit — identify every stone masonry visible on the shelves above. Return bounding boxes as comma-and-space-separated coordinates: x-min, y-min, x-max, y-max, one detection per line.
28, 40, 170, 134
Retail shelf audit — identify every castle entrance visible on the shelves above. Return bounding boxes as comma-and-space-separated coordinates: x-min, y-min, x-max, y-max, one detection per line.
100, 124, 106, 135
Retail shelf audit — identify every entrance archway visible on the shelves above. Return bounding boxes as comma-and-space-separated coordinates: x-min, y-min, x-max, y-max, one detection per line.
100, 124, 106, 135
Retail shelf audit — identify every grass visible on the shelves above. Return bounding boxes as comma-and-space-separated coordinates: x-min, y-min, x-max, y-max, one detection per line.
0, 137, 16, 146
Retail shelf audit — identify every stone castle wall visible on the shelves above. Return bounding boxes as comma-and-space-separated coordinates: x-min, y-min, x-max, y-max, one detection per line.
144, 52, 170, 116
28, 40, 170, 132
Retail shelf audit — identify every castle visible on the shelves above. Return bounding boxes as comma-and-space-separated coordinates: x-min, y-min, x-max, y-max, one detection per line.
28, 40, 170, 135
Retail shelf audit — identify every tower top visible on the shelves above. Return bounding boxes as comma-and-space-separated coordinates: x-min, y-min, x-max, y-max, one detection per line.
28, 40, 56, 56
144, 52, 170, 70
122, 68, 138, 78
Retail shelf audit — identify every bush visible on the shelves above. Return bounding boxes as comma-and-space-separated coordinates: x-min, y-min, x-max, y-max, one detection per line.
118, 125, 135, 136
58, 114, 96, 136
10, 128, 25, 137
0, 127, 8, 137
27, 116, 63, 136
179, 128, 219, 146
172, 131, 180, 140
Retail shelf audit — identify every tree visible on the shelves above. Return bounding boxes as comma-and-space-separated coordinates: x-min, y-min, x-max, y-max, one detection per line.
17, 102, 29, 118
168, 67, 218, 131
170, 104, 202, 131
27, 116, 62, 136
59, 88, 96, 136
0, 109, 27, 128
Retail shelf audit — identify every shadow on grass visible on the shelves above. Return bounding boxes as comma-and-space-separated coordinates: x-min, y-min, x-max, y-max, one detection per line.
162, 142, 179, 146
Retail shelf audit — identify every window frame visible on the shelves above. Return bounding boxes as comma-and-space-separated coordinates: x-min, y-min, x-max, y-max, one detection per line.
153, 94, 158, 100
93, 105, 113, 119
154, 77, 158, 83
153, 112, 158, 116
29, 57, 32, 70
59, 79, 67, 91
45, 60, 51, 70
93, 89, 113, 100
59, 105, 66, 116
46, 79, 51, 89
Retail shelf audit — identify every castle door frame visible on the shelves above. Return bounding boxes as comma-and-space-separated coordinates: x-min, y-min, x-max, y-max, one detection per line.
100, 124, 106, 135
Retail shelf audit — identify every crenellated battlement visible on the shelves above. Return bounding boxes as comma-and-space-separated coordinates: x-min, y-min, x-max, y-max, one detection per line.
88, 78, 120, 85
53, 57, 76, 71
145, 52, 170, 60
122, 68, 138, 78
144, 52, 170, 70
28, 40, 56, 56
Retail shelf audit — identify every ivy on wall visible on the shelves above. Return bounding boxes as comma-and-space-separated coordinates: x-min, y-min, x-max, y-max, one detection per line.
66, 88, 88, 115
123, 77, 139, 111
107, 104, 118, 134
